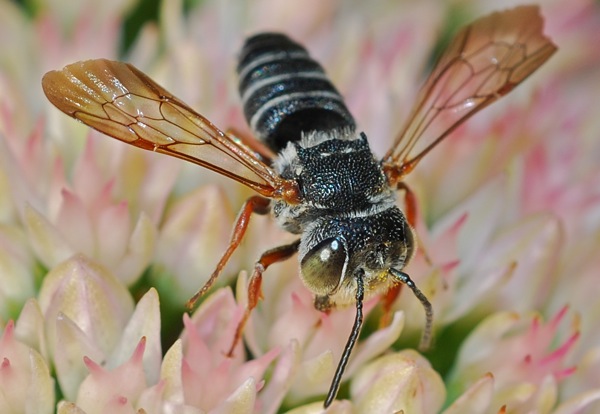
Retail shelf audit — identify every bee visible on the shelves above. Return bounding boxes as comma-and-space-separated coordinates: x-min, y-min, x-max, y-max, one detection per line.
42, 5, 556, 407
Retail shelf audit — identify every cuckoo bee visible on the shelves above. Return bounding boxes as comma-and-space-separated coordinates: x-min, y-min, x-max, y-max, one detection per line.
42, 5, 556, 407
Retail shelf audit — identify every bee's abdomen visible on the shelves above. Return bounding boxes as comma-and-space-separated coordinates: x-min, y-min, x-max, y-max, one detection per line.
237, 33, 356, 152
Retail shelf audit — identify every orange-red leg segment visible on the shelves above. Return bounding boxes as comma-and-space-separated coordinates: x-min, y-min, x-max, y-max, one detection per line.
396, 181, 418, 227
226, 239, 300, 357
186, 195, 271, 310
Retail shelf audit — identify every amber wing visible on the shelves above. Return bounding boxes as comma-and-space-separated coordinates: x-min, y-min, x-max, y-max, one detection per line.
383, 5, 557, 180
42, 59, 291, 198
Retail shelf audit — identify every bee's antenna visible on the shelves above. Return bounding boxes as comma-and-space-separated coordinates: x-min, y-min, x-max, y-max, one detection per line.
324, 270, 365, 408
390, 268, 433, 350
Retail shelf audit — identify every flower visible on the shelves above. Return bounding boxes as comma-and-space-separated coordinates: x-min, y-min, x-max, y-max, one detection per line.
1, 0, 600, 412
447, 307, 579, 412
351, 350, 446, 413
0, 320, 55, 414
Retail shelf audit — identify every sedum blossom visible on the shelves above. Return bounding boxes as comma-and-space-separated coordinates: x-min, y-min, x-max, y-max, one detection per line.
0, 321, 54, 414
0, 0, 599, 413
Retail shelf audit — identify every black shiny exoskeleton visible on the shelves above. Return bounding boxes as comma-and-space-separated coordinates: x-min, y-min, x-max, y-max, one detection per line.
237, 33, 416, 310
238, 33, 356, 151
237, 34, 425, 407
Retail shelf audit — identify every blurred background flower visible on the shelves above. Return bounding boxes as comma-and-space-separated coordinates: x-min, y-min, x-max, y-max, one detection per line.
1, 0, 599, 412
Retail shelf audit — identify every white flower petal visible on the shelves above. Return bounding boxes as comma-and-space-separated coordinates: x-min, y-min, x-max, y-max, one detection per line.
553, 389, 600, 414
211, 377, 257, 414
259, 339, 301, 414
114, 212, 156, 286
39, 254, 134, 358
348, 311, 405, 373
57, 401, 87, 414
54, 190, 95, 257
14, 299, 48, 359
161, 339, 185, 404
0, 225, 35, 314
284, 399, 353, 414
23, 204, 74, 268
96, 201, 131, 269
352, 350, 445, 414
108, 288, 162, 385
53, 312, 105, 400
442, 373, 494, 414
156, 185, 235, 303
289, 350, 334, 403
26, 349, 55, 414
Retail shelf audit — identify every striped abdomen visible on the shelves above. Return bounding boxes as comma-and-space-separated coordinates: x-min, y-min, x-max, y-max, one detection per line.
237, 33, 356, 152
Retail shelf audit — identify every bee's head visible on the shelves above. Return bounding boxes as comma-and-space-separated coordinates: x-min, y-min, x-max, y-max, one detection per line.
298, 207, 414, 300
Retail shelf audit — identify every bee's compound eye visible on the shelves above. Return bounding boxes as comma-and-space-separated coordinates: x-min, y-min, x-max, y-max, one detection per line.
300, 238, 348, 296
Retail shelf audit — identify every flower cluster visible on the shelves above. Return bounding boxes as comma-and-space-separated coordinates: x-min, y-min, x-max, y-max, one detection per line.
1, 0, 600, 413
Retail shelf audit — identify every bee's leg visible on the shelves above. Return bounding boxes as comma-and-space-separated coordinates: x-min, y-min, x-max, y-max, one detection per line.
397, 182, 432, 268
396, 181, 418, 227
226, 239, 301, 357
186, 195, 271, 310
314, 295, 333, 313
225, 127, 276, 162
380, 284, 402, 328
380, 182, 428, 328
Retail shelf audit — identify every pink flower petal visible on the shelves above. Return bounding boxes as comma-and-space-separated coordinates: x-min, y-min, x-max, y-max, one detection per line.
0, 321, 55, 413
55, 189, 95, 256
96, 200, 131, 267
75, 337, 148, 414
